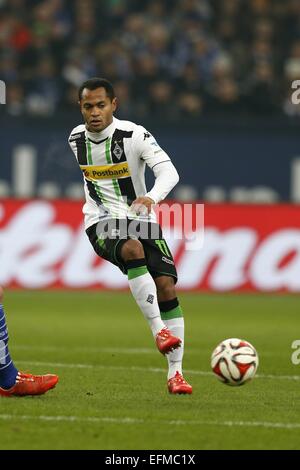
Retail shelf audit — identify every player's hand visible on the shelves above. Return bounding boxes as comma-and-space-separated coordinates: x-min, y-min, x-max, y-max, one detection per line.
130, 197, 155, 215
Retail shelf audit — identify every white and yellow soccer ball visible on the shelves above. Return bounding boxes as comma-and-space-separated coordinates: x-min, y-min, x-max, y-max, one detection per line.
211, 338, 259, 386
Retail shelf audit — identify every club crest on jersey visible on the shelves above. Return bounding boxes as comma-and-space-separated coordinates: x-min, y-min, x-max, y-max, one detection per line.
113, 143, 123, 160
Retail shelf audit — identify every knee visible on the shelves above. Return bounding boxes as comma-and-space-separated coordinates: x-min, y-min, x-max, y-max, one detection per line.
0, 286, 4, 303
156, 277, 176, 301
120, 239, 145, 262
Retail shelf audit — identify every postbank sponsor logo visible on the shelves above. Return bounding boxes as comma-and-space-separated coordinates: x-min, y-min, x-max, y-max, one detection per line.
80, 163, 130, 180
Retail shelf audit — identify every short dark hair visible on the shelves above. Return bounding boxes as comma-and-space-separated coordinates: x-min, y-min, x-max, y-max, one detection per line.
78, 78, 115, 101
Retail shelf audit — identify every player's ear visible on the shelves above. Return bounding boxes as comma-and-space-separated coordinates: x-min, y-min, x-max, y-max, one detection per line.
112, 97, 117, 112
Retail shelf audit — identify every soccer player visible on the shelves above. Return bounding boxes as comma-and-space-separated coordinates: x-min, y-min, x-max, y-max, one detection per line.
0, 285, 58, 397
69, 78, 192, 394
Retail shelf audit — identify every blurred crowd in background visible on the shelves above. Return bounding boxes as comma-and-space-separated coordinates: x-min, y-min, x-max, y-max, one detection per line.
1, 0, 300, 121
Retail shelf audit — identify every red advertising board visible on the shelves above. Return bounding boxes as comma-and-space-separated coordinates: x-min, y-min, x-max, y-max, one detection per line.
0, 199, 300, 292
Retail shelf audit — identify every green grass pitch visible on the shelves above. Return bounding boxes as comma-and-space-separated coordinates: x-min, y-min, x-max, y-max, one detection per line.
0, 291, 300, 450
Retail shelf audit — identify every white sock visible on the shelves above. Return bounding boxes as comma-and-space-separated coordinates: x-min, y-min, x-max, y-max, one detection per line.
164, 317, 184, 380
128, 266, 165, 337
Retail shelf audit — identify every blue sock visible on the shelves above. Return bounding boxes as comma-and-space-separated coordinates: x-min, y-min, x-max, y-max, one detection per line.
0, 304, 18, 389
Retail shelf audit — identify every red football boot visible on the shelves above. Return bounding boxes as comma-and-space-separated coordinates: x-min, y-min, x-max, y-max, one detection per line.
0, 372, 59, 397
156, 327, 182, 355
168, 371, 193, 394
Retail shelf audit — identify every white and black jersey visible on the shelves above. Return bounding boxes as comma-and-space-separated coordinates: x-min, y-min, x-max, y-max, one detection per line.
68, 117, 179, 229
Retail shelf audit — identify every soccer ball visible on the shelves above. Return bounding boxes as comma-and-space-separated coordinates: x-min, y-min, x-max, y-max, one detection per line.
211, 338, 259, 386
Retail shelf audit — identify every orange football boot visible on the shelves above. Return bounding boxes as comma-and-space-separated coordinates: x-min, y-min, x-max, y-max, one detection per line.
0, 372, 59, 397
156, 327, 182, 355
168, 371, 193, 394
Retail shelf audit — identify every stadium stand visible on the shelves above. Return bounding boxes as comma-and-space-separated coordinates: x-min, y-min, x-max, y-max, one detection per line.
1, 0, 299, 120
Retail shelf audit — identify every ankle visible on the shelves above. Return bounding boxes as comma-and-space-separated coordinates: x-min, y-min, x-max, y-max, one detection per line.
168, 362, 182, 380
